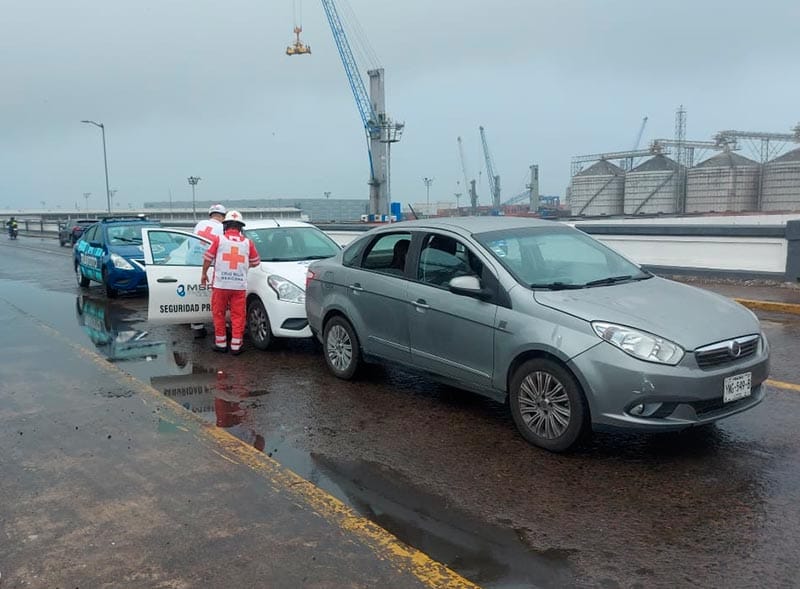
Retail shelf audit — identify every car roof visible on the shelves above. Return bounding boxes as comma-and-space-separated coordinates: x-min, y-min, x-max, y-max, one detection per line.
383, 216, 558, 235
243, 219, 316, 230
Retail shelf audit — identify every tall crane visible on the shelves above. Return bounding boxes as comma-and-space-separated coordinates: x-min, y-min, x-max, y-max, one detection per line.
457, 137, 478, 213
319, 0, 403, 217
479, 126, 501, 212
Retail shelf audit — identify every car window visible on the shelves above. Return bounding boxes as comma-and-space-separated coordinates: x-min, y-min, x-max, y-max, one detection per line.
245, 226, 340, 262
82, 225, 98, 243
360, 232, 412, 276
106, 224, 146, 245
342, 234, 370, 267
417, 233, 484, 287
476, 227, 644, 287
149, 230, 209, 266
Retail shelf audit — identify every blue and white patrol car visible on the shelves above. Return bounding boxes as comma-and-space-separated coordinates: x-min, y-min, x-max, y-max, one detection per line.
74, 216, 161, 298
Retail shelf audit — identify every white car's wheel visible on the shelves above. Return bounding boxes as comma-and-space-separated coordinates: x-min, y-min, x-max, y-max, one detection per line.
247, 297, 273, 350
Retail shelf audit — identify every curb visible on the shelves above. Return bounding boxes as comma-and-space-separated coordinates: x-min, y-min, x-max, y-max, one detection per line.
734, 298, 800, 316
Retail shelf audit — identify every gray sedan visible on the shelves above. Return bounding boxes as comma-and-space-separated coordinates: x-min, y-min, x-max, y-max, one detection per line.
305, 217, 769, 452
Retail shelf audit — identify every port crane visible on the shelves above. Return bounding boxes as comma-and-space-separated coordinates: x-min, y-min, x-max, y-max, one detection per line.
479, 126, 501, 212
457, 137, 478, 213
317, 0, 403, 216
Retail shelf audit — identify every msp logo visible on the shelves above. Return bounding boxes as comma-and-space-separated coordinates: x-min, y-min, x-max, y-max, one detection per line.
177, 284, 186, 297
177, 283, 210, 298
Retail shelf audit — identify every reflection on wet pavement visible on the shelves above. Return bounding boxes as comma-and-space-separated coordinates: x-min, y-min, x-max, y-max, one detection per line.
3, 247, 800, 588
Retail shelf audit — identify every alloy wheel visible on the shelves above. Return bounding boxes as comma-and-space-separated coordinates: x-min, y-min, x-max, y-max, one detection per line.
326, 324, 353, 372
517, 371, 572, 440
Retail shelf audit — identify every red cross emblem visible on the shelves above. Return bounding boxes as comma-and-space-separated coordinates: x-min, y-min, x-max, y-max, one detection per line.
222, 246, 246, 270
197, 225, 216, 240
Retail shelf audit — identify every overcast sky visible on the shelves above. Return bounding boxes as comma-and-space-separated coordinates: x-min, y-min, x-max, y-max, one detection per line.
2, 0, 798, 211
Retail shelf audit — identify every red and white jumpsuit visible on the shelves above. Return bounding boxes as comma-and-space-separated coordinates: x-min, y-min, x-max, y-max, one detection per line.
202, 229, 260, 352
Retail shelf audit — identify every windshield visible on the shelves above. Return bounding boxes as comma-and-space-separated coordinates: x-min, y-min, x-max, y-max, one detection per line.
475, 227, 649, 289
245, 226, 341, 262
106, 224, 158, 245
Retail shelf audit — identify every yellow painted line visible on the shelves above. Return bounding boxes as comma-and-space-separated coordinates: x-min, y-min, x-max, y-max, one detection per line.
11, 303, 479, 589
766, 379, 800, 393
735, 298, 800, 316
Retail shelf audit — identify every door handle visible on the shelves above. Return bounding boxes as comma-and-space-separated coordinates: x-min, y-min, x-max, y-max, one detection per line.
349, 283, 364, 292
413, 299, 430, 310
156, 277, 178, 283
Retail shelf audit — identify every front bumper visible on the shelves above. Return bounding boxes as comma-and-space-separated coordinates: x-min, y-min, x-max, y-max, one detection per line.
268, 299, 312, 339
106, 267, 149, 292
569, 337, 770, 432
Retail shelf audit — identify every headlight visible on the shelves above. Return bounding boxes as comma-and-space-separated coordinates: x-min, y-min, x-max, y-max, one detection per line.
268, 274, 305, 303
592, 322, 684, 365
110, 253, 134, 270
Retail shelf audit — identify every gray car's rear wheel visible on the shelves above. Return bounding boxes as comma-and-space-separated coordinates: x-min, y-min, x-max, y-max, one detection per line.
323, 316, 361, 380
247, 297, 272, 350
76, 264, 90, 287
509, 358, 588, 452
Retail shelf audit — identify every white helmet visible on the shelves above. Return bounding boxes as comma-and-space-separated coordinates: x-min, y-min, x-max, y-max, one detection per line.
208, 204, 227, 216
223, 210, 245, 226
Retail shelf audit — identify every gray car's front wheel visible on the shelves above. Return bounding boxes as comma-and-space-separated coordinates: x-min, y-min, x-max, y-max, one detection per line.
509, 358, 589, 452
323, 316, 361, 380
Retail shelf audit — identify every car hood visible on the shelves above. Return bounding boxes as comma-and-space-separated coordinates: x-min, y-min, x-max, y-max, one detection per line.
533, 277, 759, 350
258, 260, 317, 289
110, 244, 146, 259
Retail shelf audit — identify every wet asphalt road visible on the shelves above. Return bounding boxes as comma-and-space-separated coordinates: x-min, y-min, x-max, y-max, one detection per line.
2, 236, 800, 589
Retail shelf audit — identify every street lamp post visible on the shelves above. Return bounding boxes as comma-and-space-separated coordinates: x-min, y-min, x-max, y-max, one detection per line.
83, 192, 91, 212
187, 176, 201, 221
81, 120, 112, 214
324, 191, 331, 199
422, 177, 434, 215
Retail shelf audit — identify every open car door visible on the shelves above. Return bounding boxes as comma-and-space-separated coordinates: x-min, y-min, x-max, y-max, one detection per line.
142, 228, 213, 325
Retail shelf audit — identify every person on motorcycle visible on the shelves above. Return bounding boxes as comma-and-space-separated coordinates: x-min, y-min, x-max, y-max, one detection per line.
6, 217, 18, 239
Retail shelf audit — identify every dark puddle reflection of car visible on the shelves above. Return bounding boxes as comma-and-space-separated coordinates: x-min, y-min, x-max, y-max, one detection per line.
75, 295, 166, 361
151, 366, 270, 452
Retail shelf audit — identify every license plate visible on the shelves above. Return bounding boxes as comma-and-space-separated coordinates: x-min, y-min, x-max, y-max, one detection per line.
723, 372, 752, 403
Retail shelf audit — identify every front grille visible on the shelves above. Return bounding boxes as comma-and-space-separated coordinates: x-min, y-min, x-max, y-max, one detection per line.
694, 335, 759, 369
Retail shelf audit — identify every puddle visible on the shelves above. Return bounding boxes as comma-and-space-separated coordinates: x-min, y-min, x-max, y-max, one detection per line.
0, 277, 575, 587
148, 364, 575, 586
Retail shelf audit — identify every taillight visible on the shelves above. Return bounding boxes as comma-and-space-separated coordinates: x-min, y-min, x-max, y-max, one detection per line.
306, 270, 316, 289
72, 226, 81, 231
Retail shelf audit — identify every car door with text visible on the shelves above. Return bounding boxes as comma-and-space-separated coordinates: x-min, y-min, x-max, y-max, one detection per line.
143, 228, 213, 324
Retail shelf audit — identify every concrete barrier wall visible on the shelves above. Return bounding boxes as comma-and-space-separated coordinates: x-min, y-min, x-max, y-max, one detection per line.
12, 216, 800, 282
594, 235, 787, 273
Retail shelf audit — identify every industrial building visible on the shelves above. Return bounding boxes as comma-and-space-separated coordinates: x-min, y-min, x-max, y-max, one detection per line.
143, 198, 369, 223
568, 113, 800, 216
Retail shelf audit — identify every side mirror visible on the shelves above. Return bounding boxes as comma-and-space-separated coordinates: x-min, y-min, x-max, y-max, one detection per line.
449, 275, 491, 300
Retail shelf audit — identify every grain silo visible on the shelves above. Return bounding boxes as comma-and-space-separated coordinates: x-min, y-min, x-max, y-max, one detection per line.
624, 154, 682, 214
685, 151, 759, 213
567, 159, 625, 216
761, 147, 800, 211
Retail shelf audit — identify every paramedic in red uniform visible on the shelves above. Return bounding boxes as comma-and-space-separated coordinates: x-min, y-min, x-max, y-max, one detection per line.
190, 204, 227, 338
200, 210, 260, 355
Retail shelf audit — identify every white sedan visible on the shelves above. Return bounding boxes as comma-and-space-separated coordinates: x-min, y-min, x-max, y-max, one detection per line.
142, 219, 342, 348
